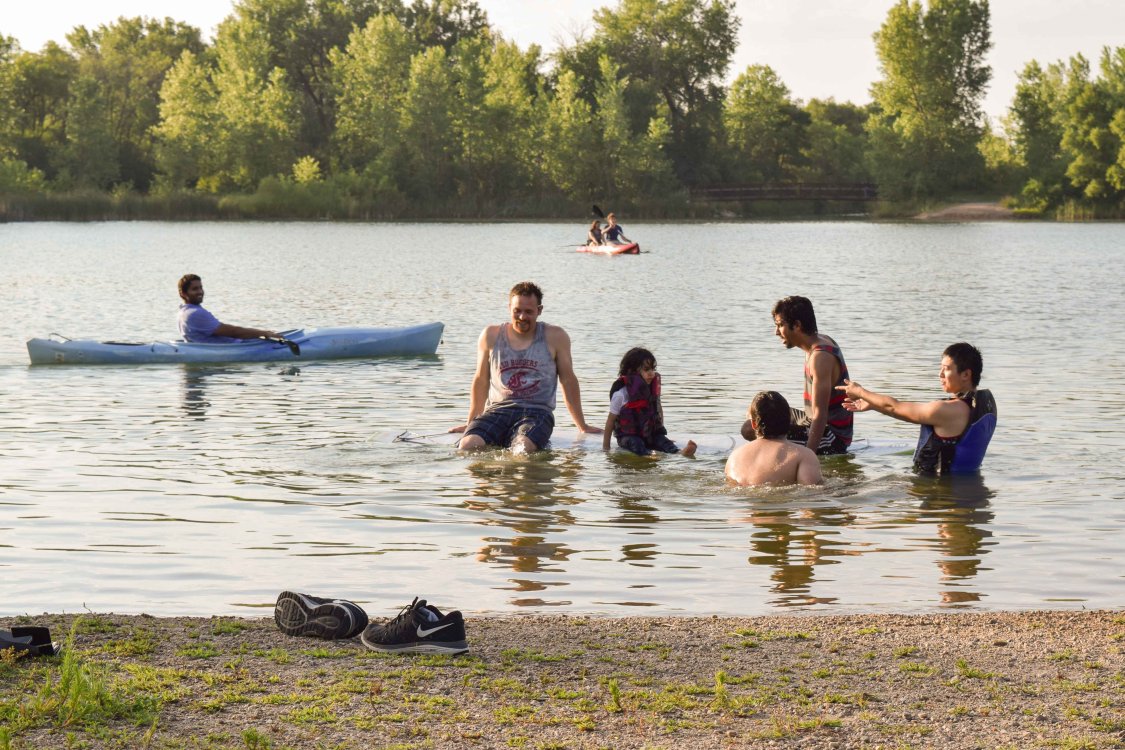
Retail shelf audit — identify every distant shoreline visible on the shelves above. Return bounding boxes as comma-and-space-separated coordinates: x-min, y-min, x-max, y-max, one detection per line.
3, 609, 1120, 748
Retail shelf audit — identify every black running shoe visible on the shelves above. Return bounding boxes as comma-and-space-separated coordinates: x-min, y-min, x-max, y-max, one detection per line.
274, 591, 368, 639
360, 597, 468, 655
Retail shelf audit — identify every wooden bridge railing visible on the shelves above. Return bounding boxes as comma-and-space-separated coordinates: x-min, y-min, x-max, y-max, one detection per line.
689, 183, 879, 202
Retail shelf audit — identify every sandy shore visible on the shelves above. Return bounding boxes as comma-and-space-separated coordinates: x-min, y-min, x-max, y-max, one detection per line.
2, 610, 1122, 749
913, 202, 1016, 221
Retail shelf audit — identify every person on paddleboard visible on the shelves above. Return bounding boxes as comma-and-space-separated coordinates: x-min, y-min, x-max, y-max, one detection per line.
602, 213, 631, 245
726, 391, 823, 485
602, 347, 696, 457
836, 343, 997, 474
586, 220, 604, 247
760, 296, 853, 455
177, 274, 280, 343
452, 281, 602, 452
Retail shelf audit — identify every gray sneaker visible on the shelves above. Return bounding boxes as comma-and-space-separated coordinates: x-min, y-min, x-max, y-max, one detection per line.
274, 591, 368, 639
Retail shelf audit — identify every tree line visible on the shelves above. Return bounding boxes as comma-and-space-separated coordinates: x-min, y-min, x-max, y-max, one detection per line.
0, 0, 1122, 219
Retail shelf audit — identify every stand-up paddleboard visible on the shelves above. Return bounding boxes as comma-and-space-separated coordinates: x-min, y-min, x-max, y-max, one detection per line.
577, 242, 640, 255
379, 429, 911, 457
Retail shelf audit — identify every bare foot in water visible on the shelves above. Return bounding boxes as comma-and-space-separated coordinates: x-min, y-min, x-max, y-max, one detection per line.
681, 440, 697, 458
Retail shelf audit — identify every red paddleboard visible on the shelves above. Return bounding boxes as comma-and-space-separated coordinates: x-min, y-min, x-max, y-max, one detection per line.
577, 242, 640, 255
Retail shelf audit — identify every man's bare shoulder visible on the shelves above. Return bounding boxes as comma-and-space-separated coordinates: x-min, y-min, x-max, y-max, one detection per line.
480, 323, 503, 345
542, 322, 569, 342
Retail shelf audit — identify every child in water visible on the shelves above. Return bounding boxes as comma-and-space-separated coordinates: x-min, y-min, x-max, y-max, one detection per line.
603, 347, 697, 456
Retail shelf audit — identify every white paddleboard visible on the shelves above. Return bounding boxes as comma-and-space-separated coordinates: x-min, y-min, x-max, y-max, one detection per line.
378, 429, 911, 457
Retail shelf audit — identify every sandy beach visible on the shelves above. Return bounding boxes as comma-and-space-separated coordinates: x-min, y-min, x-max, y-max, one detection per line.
2, 609, 1121, 749
913, 202, 1017, 221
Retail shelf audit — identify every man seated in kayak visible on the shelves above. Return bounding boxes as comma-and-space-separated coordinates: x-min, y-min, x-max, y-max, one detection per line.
586, 220, 604, 246
177, 274, 280, 343
726, 391, 823, 486
836, 342, 997, 474
602, 213, 631, 245
451, 281, 602, 452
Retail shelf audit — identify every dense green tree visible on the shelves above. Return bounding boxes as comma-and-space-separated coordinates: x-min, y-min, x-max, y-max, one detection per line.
540, 69, 600, 200
868, 0, 992, 199
723, 65, 808, 182
331, 14, 417, 173
563, 0, 738, 184
450, 34, 542, 208
796, 99, 871, 183
3, 42, 77, 177
402, 0, 489, 51
219, 0, 402, 161
153, 51, 220, 189
1007, 59, 1071, 206
399, 46, 458, 198
58, 17, 203, 189
1060, 50, 1125, 202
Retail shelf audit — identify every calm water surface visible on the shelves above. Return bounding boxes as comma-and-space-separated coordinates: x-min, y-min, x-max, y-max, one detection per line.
1, 221, 1122, 618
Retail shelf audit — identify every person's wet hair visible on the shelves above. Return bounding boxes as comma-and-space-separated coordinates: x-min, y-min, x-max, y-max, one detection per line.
618, 347, 656, 376
772, 295, 817, 334
178, 273, 201, 301
944, 342, 983, 387
509, 281, 543, 305
748, 391, 791, 439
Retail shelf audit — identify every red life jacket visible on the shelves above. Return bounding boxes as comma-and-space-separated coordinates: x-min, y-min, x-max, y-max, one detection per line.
611, 373, 666, 442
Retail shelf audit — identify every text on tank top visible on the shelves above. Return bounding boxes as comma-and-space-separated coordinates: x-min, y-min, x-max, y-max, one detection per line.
803, 336, 853, 444
487, 322, 558, 411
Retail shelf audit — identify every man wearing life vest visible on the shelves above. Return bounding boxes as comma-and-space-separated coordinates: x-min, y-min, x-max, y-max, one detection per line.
768, 296, 854, 455
452, 281, 602, 452
836, 343, 997, 474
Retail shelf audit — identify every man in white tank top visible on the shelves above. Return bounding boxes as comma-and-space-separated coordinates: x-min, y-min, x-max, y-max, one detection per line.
452, 281, 602, 452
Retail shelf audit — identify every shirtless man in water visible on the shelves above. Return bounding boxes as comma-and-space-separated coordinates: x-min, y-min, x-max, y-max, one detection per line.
726, 391, 823, 486
452, 281, 601, 452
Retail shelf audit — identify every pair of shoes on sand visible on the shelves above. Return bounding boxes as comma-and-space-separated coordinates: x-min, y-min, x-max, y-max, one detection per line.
274, 591, 468, 655
1, 626, 61, 657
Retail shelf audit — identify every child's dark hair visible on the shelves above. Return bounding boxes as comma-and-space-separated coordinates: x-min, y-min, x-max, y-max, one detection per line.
618, 347, 655, 376
747, 391, 791, 439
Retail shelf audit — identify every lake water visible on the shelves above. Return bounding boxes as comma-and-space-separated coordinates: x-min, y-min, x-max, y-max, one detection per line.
1, 221, 1122, 619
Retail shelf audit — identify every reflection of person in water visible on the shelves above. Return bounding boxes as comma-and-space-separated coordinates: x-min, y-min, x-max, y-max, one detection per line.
742, 505, 855, 606
909, 474, 995, 604
464, 455, 580, 588
181, 368, 212, 419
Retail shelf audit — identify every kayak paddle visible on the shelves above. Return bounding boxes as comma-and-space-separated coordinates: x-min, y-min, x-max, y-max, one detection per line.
262, 336, 301, 355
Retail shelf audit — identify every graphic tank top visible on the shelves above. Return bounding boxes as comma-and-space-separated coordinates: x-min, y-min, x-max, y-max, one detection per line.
487, 323, 557, 412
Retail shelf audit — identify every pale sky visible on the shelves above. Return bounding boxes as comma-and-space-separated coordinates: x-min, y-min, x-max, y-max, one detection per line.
4, 0, 1124, 122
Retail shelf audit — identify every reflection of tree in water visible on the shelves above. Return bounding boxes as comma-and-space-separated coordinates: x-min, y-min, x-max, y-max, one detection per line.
465, 454, 582, 604
743, 503, 857, 607
908, 474, 995, 604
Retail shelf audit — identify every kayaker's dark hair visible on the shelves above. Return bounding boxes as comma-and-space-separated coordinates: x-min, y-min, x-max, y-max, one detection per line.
943, 342, 983, 386
178, 274, 201, 301
772, 295, 817, 334
618, 347, 656, 376
745, 391, 791, 440
509, 281, 543, 305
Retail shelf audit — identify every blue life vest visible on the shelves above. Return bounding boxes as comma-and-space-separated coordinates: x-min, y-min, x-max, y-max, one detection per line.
913, 389, 997, 474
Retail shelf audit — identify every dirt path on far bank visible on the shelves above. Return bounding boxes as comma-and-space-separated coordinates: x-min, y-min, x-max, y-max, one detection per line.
914, 202, 1016, 221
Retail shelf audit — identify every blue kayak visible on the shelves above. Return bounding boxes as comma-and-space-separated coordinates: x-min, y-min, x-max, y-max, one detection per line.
26, 322, 444, 365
